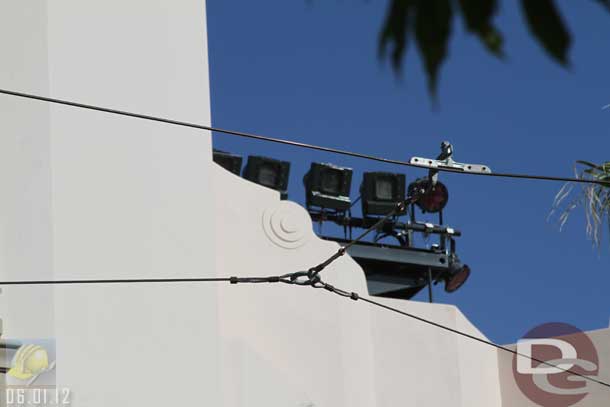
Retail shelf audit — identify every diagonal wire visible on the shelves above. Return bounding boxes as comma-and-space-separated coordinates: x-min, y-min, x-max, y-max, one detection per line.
0, 87, 609, 187
312, 281, 610, 389
307, 200, 409, 280
302, 197, 610, 390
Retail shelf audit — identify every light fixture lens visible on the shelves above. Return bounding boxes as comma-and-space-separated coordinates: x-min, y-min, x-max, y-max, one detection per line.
258, 164, 279, 187
375, 177, 395, 200
243, 155, 290, 198
360, 172, 406, 217
445, 264, 470, 293
320, 168, 342, 195
409, 178, 449, 213
304, 163, 353, 211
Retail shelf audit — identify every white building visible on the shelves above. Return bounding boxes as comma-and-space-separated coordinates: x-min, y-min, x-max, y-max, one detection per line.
0, 1, 607, 406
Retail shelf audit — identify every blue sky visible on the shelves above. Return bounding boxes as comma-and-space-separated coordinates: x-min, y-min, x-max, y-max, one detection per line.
207, 0, 610, 344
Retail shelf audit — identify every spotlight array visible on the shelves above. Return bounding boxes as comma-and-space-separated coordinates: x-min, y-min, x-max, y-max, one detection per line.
214, 146, 470, 299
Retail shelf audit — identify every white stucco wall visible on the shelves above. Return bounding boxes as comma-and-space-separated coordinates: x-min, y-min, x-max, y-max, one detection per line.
0, 0, 54, 342
1, 1, 218, 406
213, 164, 505, 407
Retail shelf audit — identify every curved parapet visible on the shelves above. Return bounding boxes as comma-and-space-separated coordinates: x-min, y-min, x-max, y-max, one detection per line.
213, 163, 503, 407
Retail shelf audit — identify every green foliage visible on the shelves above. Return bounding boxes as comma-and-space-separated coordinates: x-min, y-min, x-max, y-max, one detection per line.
378, 0, 609, 96
549, 161, 610, 248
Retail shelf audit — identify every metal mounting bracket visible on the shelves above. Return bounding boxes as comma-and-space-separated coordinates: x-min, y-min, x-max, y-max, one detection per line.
410, 141, 492, 174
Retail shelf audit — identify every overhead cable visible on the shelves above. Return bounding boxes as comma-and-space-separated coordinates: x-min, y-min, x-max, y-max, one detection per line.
0, 88, 607, 187
311, 280, 610, 389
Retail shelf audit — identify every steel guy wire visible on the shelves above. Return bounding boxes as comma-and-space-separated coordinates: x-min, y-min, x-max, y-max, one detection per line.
0, 88, 608, 187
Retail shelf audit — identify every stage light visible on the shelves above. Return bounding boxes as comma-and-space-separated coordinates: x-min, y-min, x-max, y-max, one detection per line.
408, 178, 449, 213
212, 149, 242, 175
360, 172, 407, 217
243, 155, 290, 198
444, 262, 470, 293
303, 162, 353, 211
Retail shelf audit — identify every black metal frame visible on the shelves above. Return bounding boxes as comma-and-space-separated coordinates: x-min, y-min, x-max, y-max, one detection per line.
320, 236, 456, 300
309, 196, 463, 301
212, 149, 243, 175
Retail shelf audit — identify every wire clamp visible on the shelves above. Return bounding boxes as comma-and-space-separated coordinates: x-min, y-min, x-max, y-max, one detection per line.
410, 141, 492, 174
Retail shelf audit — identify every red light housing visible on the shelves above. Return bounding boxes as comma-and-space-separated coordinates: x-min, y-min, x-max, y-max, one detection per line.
408, 178, 449, 213
445, 264, 470, 293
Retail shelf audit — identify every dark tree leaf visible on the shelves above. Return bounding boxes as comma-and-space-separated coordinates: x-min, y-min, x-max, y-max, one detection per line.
458, 0, 504, 57
377, 0, 606, 100
520, 0, 571, 65
594, 0, 610, 11
414, 0, 453, 96
379, 0, 415, 72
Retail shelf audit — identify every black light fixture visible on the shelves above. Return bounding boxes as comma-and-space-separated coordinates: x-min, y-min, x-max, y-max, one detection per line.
444, 260, 470, 293
303, 162, 353, 211
213, 149, 242, 175
243, 155, 290, 198
408, 178, 449, 213
360, 172, 407, 217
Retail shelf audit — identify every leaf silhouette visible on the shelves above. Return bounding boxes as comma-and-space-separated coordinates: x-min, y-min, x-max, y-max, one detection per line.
376, 0, 608, 98
458, 0, 504, 56
379, 0, 415, 72
520, 0, 571, 65
414, 0, 453, 96
594, 0, 610, 11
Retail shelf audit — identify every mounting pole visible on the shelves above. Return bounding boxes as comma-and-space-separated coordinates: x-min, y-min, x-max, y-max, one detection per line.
427, 267, 434, 303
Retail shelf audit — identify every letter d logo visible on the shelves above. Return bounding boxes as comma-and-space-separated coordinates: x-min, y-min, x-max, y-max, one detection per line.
512, 322, 599, 407
516, 338, 577, 374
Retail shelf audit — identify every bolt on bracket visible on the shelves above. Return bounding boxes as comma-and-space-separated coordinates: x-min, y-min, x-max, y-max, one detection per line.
410, 141, 492, 174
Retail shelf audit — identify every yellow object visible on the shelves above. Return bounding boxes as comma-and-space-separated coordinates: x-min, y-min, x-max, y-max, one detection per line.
7, 344, 50, 380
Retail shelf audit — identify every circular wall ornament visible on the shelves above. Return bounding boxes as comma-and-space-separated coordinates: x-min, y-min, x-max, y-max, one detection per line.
262, 201, 313, 249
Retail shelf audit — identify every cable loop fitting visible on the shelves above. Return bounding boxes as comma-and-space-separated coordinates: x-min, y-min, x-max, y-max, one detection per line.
289, 271, 319, 286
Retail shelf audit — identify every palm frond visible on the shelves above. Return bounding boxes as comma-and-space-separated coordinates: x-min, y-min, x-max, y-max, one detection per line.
549, 160, 610, 249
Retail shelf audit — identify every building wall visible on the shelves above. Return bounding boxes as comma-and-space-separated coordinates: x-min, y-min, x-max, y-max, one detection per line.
1, 1, 218, 406
0, 0, 54, 341
213, 164, 504, 407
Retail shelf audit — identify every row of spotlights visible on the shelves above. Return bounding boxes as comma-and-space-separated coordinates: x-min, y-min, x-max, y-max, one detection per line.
214, 150, 467, 293
213, 151, 449, 216
213, 150, 291, 198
